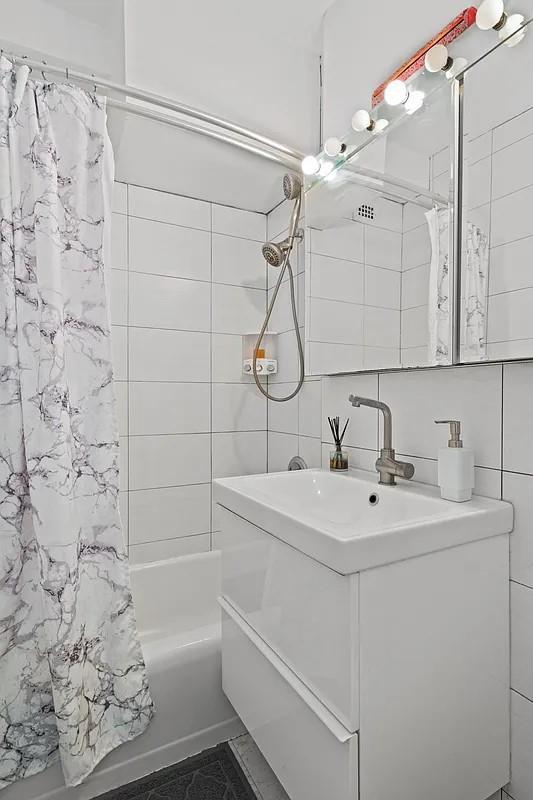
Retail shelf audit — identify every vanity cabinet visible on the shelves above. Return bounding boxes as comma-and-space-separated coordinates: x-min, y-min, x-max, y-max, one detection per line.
218, 505, 510, 800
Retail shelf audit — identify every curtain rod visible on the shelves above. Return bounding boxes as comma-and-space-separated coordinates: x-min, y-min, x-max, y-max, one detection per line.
1, 47, 304, 168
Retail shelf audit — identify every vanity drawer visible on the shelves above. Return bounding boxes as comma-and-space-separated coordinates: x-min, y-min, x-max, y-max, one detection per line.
218, 506, 359, 730
221, 600, 359, 800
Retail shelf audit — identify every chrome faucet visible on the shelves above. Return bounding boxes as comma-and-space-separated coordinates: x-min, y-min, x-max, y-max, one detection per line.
348, 395, 415, 486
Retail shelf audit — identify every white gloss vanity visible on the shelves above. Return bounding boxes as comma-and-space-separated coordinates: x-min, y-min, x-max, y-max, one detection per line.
214, 468, 513, 800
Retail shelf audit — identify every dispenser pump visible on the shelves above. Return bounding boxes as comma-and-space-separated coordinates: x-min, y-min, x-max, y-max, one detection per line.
435, 420, 463, 448
434, 419, 474, 502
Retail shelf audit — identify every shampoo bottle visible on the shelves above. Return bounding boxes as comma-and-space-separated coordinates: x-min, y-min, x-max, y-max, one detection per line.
434, 419, 474, 502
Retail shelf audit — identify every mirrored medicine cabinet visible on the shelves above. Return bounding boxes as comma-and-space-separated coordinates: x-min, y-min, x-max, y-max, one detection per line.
303, 16, 533, 376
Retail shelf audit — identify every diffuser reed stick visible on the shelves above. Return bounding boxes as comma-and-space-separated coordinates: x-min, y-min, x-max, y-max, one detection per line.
328, 416, 349, 470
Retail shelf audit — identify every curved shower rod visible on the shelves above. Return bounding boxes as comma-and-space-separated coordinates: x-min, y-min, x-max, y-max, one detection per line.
1, 46, 305, 169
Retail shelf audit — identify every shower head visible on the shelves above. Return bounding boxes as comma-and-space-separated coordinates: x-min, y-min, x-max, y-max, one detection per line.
283, 173, 302, 201
262, 240, 286, 268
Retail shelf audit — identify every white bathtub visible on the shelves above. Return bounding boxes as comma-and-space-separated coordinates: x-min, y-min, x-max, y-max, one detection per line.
4, 551, 243, 800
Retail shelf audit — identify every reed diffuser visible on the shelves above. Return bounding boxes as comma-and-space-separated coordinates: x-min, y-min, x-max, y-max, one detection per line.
328, 416, 349, 471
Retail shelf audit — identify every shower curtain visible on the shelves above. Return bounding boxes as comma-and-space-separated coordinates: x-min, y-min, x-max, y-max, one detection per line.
425, 207, 489, 364
0, 57, 153, 789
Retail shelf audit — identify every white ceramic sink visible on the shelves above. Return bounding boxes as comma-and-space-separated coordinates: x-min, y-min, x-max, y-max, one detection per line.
214, 468, 513, 574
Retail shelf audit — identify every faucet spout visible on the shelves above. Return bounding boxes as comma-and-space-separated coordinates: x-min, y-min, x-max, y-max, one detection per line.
348, 394, 414, 486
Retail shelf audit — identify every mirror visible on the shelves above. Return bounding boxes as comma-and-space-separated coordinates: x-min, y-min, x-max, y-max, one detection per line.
460, 18, 533, 362
304, 79, 454, 376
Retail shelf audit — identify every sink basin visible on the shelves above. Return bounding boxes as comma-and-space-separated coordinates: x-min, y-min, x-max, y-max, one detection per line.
214, 468, 513, 574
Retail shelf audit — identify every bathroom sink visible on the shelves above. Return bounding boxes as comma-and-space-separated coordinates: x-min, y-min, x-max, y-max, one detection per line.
214, 468, 513, 573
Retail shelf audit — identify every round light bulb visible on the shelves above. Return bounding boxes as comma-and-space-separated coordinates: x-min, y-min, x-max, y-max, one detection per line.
324, 137, 344, 157
405, 90, 425, 115
425, 44, 450, 73
476, 0, 505, 30
372, 118, 389, 134
351, 109, 372, 132
319, 160, 334, 178
500, 13, 526, 46
446, 57, 468, 78
384, 80, 409, 106
301, 155, 320, 176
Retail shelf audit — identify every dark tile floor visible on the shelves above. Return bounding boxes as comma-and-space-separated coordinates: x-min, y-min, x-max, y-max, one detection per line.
95, 743, 257, 800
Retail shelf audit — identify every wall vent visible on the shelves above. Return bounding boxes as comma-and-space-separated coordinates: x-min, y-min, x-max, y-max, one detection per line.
357, 203, 375, 220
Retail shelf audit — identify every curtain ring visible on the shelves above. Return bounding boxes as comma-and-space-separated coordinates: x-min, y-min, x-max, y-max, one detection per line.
65, 66, 69, 81
41, 59, 48, 82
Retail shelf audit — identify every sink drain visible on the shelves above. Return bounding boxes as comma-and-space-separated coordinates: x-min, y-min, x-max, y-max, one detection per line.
368, 492, 379, 506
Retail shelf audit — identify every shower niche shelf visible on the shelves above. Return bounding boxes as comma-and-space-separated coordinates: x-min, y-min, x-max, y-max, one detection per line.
242, 332, 278, 377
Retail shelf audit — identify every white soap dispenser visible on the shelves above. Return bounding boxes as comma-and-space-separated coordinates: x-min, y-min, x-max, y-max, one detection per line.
434, 419, 474, 502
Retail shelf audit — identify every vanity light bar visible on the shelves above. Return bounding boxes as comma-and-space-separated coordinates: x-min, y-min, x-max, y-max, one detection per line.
476, 0, 527, 47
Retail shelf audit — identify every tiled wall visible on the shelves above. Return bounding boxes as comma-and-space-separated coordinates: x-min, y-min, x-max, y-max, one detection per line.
267, 355, 533, 800
305, 198, 403, 374
110, 181, 268, 563
464, 104, 533, 359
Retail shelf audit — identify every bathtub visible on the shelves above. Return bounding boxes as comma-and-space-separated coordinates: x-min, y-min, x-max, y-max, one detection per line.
4, 551, 243, 800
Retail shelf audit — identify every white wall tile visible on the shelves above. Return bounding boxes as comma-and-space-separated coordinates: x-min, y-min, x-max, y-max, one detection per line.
401, 305, 428, 350
212, 205, 266, 241
129, 532, 210, 564
365, 265, 401, 310
364, 307, 400, 349
365, 226, 402, 271
111, 326, 127, 381
129, 328, 210, 383
212, 333, 252, 383
310, 254, 364, 304
491, 185, 533, 248
504, 362, 533, 474
492, 135, 533, 201
129, 382, 210, 435
212, 233, 266, 289
490, 237, 533, 295
129, 217, 211, 281
488, 290, 533, 344
465, 155, 492, 210
212, 283, 265, 334
129, 433, 211, 489
322, 374, 379, 450
308, 341, 364, 375
129, 185, 210, 230
267, 199, 289, 241
493, 107, 533, 153
212, 431, 267, 479
129, 484, 211, 545
111, 213, 128, 269
115, 382, 128, 436
402, 264, 430, 310
129, 272, 211, 331
112, 182, 128, 215
268, 386, 299, 435
268, 431, 299, 473
119, 436, 128, 492
402, 225, 431, 270
298, 435, 322, 469
465, 131, 492, 166
212, 383, 267, 432
310, 222, 364, 263
364, 346, 402, 370
379, 365, 502, 468
511, 581, 533, 701
508, 690, 533, 800
109, 269, 128, 326
309, 297, 364, 345
299, 379, 322, 439
503, 471, 533, 589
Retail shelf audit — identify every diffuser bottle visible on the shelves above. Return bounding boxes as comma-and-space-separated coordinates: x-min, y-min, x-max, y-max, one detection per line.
434, 419, 474, 502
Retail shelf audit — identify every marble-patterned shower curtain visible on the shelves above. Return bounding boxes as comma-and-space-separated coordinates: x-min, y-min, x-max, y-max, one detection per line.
0, 58, 153, 789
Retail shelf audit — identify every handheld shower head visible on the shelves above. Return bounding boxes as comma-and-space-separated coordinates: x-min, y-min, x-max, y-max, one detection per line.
283, 173, 302, 200
262, 241, 286, 268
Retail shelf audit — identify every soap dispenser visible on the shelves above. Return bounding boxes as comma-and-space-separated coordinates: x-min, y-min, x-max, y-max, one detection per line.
434, 420, 474, 502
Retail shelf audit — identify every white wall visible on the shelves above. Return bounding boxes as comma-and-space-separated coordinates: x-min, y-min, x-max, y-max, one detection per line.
0, 0, 125, 79
110, 181, 269, 563
114, 0, 332, 212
